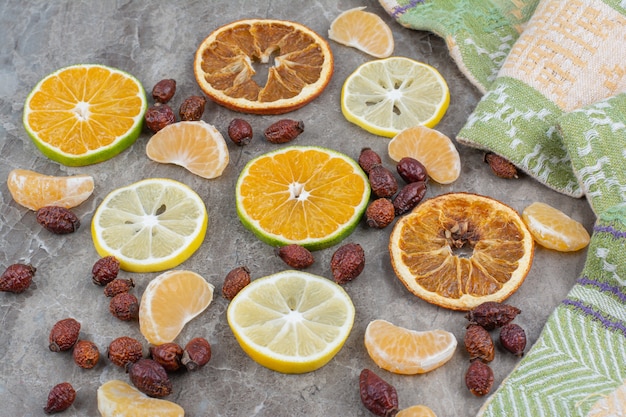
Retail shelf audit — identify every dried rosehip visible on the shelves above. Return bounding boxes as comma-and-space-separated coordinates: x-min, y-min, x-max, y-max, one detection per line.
228, 118, 253, 146
499, 323, 526, 357
464, 324, 494, 362
103, 278, 135, 297
330, 243, 365, 284
222, 266, 251, 300
49, 318, 81, 352
359, 368, 399, 417
465, 301, 521, 330
92, 256, 120, 286
127, 358, 172, 398
179, 95, 206, 121
368, 165, 398, 199
152, 79, 176, 104
358, 148, 382, 175
36, 206, 80, 234
392, 181, 427, 215
150, 342, 184, 372
276, 244, 314, 269
264, 119, 304, 144
44, 382, 76, 414
108, 336, 143, 368
365, 198, 395, 229
465, 360, 494, 396
396, 157, 428, 184
182, 337, 211, 371
145, 104, 176, 133
485, 153, 518, 179
72, 340, 100, 369
109, 292, 139, 321
0, 263, 36, 293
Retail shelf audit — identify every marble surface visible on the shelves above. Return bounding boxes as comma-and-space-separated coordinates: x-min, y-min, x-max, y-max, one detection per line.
0, 1, 596, 416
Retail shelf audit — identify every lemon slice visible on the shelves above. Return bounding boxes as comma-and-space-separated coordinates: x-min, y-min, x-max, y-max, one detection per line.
341, 57, 449, 137
139, 270, 214, 345
23, 64, 147, 166
235, 146, 370, 250
91, 178, 208, 273
329, 7, 394, 58
97, 380, 184, 417
146, 120, 229, 179
227, 270, 355, 374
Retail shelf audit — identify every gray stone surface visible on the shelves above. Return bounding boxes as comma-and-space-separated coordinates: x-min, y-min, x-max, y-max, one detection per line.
0, 1, 595, 416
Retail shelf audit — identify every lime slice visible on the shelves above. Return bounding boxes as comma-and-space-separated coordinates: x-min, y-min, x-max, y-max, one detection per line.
91, 178, 207, 273
227, 270, 355, 373
23, 64, 147, 166
341, 57, 449, 137
235, 146, 370, 250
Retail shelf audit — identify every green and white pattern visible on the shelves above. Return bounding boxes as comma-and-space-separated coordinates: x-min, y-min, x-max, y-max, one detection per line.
379, 0, 539, 93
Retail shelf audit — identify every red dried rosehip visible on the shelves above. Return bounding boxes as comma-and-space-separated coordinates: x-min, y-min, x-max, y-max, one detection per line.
36, 206, 80, 234
396, 157, 428, 183
72, 340, 100, 369
49, 318, 81, 352
103, 278, 135, 297
107, 336, 143, 368
222, 266, 251, 300
109, 292, 139, 321
150, 342, 184, 372
276, 244, 314, 269
182, 337, 211, 371
464, 324, 494, 362
359, 368, 399, 417
264, 119, 304, 143
465, 301, 521, 330
358, 148, 383, 175
368, 164, 398, 199
228, 118, 253, 146
92, 256, 120, 286
465, 360, 494, 396
179, 95, 206, 121
500, 323, 527, 356
0, 263, 36, 293
392, 181, 427, 215
365, 198, 395, 229
127, 358, 172, 398
152, 79, 176, 104
330, 243, 365, 284
145, 104, 176, 133
44, 382, 76, 414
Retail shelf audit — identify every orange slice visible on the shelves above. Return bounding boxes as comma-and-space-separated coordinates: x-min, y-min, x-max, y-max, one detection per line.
23, 64, 147, 166
235, 146, 370, 250
389, 193, 534, 311
328, 7, 394, 58
522, 202, 590, 251
146, 120, 229, 179
139, 270, 214, 345
194, 19, 334, 114
7, 168, 94, 211
388, 126, 461, 184
364, 319, 456, 374
397, 405, 438, 417
97, 380, 184, 417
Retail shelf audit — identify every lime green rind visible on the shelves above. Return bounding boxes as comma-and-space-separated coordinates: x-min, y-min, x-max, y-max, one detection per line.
23, 64, 148, 167
235, 146, 371, 251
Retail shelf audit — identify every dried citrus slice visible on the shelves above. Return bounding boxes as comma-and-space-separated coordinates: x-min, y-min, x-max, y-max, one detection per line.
328, 7, 394, 58
397, 405, 438, 417
97, 380, 184, 417
388, 126, 461, 184
23, 64, 147, 166
227, 270, 355, 374
139, 270, 214, 345
364, 319, 456, 375
7, 168, 94, 211
91, 178, 207, 273
389, 193, 534, 311
522, 202, 590, 252
146, 120, 229, 179
235, 146, 370, 250
341, 57, 449, 137
194, 19, 334, 114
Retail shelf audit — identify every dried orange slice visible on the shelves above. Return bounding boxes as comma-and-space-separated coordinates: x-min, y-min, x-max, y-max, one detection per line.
522, 202, 590, 252
7, 168, 94, 211
328, 7, 394, 58
388, 126, 461, 184
364, 319, 456, 375
194, 19, 334, 114
146, 121, 229, 179
389, 193, 534, 311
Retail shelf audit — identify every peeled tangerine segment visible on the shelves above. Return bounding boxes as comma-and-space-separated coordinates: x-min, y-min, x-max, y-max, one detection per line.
522, 202, 590, 252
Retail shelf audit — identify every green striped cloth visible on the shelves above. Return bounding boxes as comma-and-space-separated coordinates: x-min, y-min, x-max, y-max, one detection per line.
479, 95, 626, 416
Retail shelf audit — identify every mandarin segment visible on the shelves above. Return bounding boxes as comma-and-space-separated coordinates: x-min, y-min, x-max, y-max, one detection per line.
389, 193, 534, 310
329, 7, 394, 58
97, 380, 184, 417
194, 19, 333, 114
522, 202, 590, 251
